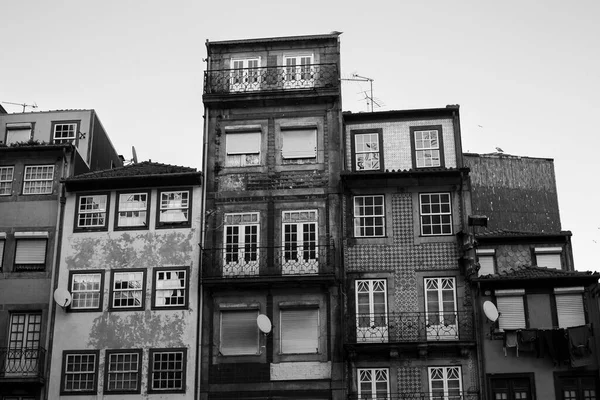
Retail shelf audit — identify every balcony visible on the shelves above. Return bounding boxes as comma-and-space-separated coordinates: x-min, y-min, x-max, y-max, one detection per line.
346, 311, 474, 344
348, 393, 480, 400
202, 244, 335, 282
0, 346, 46, 382
204, 63, 339, 95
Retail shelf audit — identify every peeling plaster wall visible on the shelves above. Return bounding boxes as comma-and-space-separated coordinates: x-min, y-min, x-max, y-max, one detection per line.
48, 187, 201, 399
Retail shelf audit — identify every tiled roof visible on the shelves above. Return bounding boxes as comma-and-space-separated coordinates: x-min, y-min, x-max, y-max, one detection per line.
476, 229, 572, 238
475, 264, 598, 281
67, 161, 199, 182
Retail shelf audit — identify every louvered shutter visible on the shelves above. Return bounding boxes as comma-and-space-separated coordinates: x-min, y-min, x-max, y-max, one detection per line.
220, 310, 258, 355
226, 131, 260, 155
478, 255, 495, 276
536, 253, 561, 269
281, 309, 319, 353
282, 129, 316, 158
496, 296, 526, 330
15, 239, 46, 264
556, 294, 585, 328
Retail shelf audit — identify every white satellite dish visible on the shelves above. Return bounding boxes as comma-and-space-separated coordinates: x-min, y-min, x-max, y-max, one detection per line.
483, 300, 499, 322
257, 314, 272, 334
54, 288, 72, 308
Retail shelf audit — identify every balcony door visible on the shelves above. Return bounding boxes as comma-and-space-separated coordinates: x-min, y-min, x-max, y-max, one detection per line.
283, 55, 314, 88
425, 277, 458, 340
355, 279, 388, 342
5, 313, 42, 377
282, 210, 318, 275
230, 58, 261, 92
223, 213, 259, 276
429, 366, 463, 400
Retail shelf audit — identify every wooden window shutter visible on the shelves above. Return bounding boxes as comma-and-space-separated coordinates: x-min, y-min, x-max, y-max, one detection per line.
280, 308, 319, 353
555, 293, 585, 328
220, 310, 258, 355
15, 239, 47, 264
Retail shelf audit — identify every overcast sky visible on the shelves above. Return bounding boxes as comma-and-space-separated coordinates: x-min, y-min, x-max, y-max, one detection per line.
2, 0, 599, 271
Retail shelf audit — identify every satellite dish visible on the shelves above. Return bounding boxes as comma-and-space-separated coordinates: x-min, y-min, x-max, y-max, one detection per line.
257, 314, 272, 334
483, 301, 499, 322
54, 288, 72, 308
131, 146, 138, 164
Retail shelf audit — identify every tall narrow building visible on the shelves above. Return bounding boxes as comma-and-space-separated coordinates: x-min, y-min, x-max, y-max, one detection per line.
200, 33, 344, 399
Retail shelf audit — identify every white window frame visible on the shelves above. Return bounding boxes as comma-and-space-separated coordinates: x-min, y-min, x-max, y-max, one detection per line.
117, 192, 149, 228
70, 272, 102, 310
354, 132, 381, 171
23, 165, 54, 195
154, 268, 188, 308
419, 193, 453, 236
148, 349, 186, 392
280, 308, 320, 354
77, 194, 108, 229
281, 128, 317, 159
223, 212, 260, 276
355, 279, 388, 342
283, 54, 315, 88
428, 366, 463, 400
495, 289, 526, 331
105, 350, 141, 393
476, 249, 496, 276
535, 247, 563, 270
425, 277, 458, 340
0, 166, 14, 195
111, 271, 145, 310
282, 210, 318, 274
5, 123, 32, 145
219, 309, 259, 355
555, 287, 586, 328
353, 195, 386, 237
62, 351, 98, 393
357, 368, 390, 399
230, 57, 261, 92
414, 129, 441, 168
159, 190, 190, 225
225, 130, 261, 167
53, 123, 77, 144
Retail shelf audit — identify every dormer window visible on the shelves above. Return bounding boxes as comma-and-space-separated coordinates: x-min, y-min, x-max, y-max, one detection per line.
53, 122, 78, 144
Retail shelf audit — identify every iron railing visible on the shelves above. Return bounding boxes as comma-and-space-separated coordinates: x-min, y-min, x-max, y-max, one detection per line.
204, 63, 339, 94
348, 393, 480, 400
0, 346, 46, 379
346, 311, 474, 343
202, 244, 334, 278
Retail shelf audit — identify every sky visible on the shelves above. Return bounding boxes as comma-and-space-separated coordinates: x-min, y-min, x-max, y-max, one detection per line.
2, 0, 599, 271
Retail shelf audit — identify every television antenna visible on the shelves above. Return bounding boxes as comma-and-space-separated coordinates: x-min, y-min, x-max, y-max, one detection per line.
341, 74, 377, 112
123, 146, 139, 166
1, 101, 38, 112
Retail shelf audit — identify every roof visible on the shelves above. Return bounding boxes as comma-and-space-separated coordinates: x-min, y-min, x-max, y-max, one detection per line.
464, 152, 554, 162
476, 229, 572, 239
0, 143, 72, 152
206, 32, 341, 48
343, 105, 459, 122
474, 264, 598, 282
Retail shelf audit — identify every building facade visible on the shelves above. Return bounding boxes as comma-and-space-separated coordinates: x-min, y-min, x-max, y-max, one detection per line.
0, 110, 121, 400
200, 33, 344, 399
341, 107, 480, 399
47, 162, 202, 398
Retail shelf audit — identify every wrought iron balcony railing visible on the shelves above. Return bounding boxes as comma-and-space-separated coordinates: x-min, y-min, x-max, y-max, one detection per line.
0, 346, 46, 380
348, 392, 480, 400
204, 63, 339, 94
346, 311, 474, 343
202, 244, 334, 278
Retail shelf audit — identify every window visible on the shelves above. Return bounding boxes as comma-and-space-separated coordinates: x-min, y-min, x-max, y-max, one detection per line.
225, 130, 261, 167
495, 289, 526, 330
6, 313, 42, 377
425, 277, 458, 340
282, 210, 318, 274
0, 234, 5, 271
220, 309, 259, 355
230, 58, 261, 91
420, 193, 452, 236
14, 234, 47, 271
353, 131, 383, 171
535, 247, 562, 269
76, 194, 109, 230
5, 123, 32, 145
153, 267, 188, 309
284, 55, 314, 88
0, 166, 14, 195
411, 126, 444, 168
477, 249, 496, 276
23, 165, 54, 194
223, 212, 259, 276
355, 279, 388, 342
280, 308, 319, 354
148, 349, 186, 393
61, 350, 99, 394
53, 122, 77, 144
104, 349, 142, 394
158, 190, 191, 227
429, 366, 463, 400
69, 271, 103, 311
556, 373, 599, 400
353, 195, 385, 237
357, 368, 389, 399
489, 374, 533, 400
281, 128, 316, 161
116, 191, 150, 229
555, 288, 586, 328
110, 270, 145, 310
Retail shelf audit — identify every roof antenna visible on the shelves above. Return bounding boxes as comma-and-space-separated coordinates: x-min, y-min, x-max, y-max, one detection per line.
132, 146, 138, 164
341, 74, 377, 112
1, 101, 38, 112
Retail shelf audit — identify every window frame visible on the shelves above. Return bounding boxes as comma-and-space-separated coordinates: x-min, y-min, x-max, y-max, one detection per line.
351, 129, 384, 172
68, 270, 104, 312
355, 279, 389, 343
223, 212, 260, 277
114, 190, 151, 231
219, 308, 260, 356
495, 289, 527, 331
14, 236, 48, 272
353, 195, 386, 238
410, 125, 445, 169
281, 127, 317, 161
74, 192, 110, 232
0, 235, 4, 271
428, 366, 463, 399
5, 122, 33, 145
488, 373, 535, 400
147, 348, 187, 394
534, 247, 563, 270
554, 287, 586, 328
60, 350, 100, 395
554, 371, 599, 400
156, 188, 192, 229
477, 249, 496, 276
279, 306, 320, 354
225, 129, 262, 167
357, 368, 390, 399
230, 57, 261, 92
22, 165, 54, 195
0, 165, 14, 196
419, 192, 453, 236
281, 209, 318, 275
152, 266, 189, 310
103, 349, 142, 395
109, 269, 146, 311
424, 277, 459, 340
52, 121, 79, 145
283, 54, 315, 87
